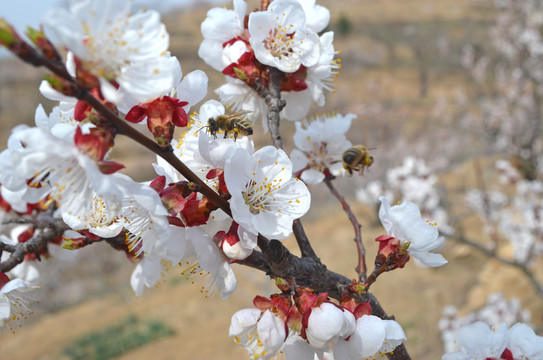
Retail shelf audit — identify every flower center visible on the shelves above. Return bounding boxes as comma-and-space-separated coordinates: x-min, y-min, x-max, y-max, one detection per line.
179, 260, 219, 299
264, 26, 295, 59
306, 141, 332, 172
242, 176, 282, 215
86, 196, 117, 228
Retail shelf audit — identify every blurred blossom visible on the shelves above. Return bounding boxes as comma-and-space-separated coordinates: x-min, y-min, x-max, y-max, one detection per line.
439, 293, 532, 354
466, 160, 543, 263
357, 157, 452, 234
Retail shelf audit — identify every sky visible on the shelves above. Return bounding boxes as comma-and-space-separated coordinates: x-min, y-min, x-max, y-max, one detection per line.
0, 0, 226, 58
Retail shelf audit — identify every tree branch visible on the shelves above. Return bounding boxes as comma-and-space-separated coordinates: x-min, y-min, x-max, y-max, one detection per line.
253, 239, 411, 360
0, 217, 68, 273
324, 177, 367, 281
264, 67, 285, 149
261, 67, 317, 258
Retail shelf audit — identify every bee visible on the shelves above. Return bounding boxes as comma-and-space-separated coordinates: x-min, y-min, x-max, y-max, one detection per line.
207, 111, 253, 140
342, 145, 374, 175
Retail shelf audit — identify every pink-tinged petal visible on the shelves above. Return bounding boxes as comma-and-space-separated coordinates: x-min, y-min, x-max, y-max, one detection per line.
223, 238, 253, 260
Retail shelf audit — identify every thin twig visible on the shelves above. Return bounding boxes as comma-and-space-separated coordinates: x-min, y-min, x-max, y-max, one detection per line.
473, 159, 501, 251
445, 231, 543, 298
324, 177, 367, 281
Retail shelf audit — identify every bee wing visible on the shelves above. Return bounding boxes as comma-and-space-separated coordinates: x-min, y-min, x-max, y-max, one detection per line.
224, 110, 252, 119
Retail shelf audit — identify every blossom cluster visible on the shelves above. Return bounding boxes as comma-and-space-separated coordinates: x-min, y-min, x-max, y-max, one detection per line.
229, 287, 406, 360
459, 0, 543, 175
439, 293, 532, 354
442, 321, 543, 360
0, 0, 313, 304
466, 160, 543, 263
199, 0, 340, 130
290, 112, 355, 184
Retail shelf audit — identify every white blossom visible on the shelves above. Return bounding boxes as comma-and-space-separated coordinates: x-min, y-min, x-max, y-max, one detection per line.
291, 113, 354, 184
334, 315, 406, 360
305, 302, 355, 351
198, 0, 247, 71
225, 146, 310, 239
230, 308, 287, 360
43, 0, 175, 109
248, 0, 319, 73
0, 273, 40, 334
378, 196, 448, 267
3, 127, 124, 221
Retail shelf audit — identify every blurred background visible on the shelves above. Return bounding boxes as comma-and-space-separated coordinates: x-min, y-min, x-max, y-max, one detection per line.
1, 0, 542, 359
